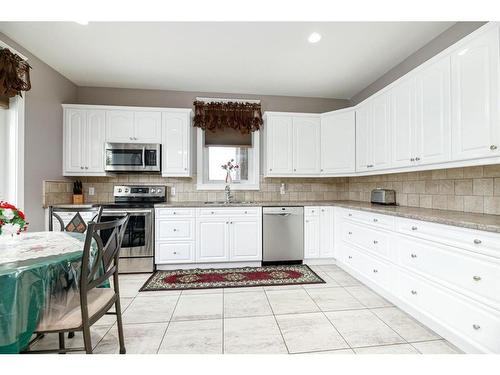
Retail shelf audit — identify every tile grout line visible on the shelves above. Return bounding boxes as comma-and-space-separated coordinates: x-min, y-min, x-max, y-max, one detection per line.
155, 291, 182, 354
302, 286, 354, 352
263, 288, 291, 354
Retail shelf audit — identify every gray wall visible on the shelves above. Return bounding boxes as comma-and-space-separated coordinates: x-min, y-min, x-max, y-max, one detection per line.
0, 32, 77, 231
76, 87, 349, 113
350, 22, 487, 105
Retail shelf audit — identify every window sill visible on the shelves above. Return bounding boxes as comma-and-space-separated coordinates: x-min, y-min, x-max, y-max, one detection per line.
196, 183, 260, 191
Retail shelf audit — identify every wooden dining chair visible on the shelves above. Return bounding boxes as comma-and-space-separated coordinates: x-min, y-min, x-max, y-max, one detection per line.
24, 214, 130, 354
49, 206, 103, 233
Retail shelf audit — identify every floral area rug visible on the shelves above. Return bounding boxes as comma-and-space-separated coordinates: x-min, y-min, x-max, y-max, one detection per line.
140, 265, 325, 291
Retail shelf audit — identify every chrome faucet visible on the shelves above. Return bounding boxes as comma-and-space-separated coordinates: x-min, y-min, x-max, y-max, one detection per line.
224, 185, 233, 203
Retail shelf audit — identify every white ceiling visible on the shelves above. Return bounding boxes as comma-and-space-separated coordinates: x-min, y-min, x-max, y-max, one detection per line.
0, 22, 454, 99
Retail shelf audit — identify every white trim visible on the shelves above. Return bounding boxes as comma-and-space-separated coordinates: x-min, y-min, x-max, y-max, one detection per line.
0, 40, 28, 61
195, 97, 261, 104
196, 128, 260, 191
62, 104, 193, 113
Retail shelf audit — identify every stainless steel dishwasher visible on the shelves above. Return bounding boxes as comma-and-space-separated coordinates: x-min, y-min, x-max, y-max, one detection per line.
262, 206, 304, 265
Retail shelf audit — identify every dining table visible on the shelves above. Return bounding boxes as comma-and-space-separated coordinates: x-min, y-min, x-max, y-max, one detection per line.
0, 231, 98, 354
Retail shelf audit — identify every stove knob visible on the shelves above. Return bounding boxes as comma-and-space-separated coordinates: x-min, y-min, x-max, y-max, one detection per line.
124, 188, 129, 193
117, 188, 122, 193
150, 188, 156, 193
157, 188, 162, 194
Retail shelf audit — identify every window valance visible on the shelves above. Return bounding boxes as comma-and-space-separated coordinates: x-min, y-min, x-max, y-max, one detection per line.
0, 48, 32, 108
193, 100, 263, 134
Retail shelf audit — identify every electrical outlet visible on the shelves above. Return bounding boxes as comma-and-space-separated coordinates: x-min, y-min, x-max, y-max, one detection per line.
88, 187, 95, 196
171, 186, 176, 196
280, 183, 286, 195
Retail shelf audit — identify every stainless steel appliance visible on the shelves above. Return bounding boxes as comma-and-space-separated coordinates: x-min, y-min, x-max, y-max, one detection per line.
100, 185, 166, 273
262, 206, 304, 265
371, 188, 396, 205
104, 143, 161, 172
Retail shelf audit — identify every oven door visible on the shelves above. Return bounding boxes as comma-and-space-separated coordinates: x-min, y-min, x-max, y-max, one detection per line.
104, 143, 161, 172
100, 208, 154, 273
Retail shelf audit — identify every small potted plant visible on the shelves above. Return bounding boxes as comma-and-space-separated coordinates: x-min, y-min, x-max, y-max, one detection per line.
221, 159, 240, 185
0, 201, 28, 236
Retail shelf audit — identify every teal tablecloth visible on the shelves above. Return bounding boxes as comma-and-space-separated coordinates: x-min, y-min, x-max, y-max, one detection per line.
0, 232, 97, 354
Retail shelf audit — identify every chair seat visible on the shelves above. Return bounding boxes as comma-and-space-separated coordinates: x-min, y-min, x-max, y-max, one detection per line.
36, 289, 116, 332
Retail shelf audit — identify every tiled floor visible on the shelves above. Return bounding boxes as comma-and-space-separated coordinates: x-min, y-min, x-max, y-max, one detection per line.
31, 264, 462, 354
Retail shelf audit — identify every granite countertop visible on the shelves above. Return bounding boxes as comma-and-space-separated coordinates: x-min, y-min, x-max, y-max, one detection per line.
155, 200, 500, 234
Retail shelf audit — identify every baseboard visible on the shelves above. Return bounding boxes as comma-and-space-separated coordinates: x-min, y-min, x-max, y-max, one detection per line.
156, 261, 262, 270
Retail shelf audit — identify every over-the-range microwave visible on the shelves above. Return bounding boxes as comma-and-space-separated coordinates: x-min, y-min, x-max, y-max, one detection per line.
104, 143, 161, 172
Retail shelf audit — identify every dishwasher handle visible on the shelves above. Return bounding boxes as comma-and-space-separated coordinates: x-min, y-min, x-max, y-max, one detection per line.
263, 212, 291, 217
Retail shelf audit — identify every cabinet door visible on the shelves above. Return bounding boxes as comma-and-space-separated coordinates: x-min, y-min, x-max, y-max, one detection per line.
391, 78, 416, 168
293, 116, 321, 174
134, 111, 162, 143
415, 56, 452, 165
196, 218, 230, 262
266, 115, 293, 175
319, 207, 335, 258
451, 26, 500, 160
85, 110, 106, 173
371, 93, 392, 170
106, 110, 134, 142
162, 112, 190, 176
355, 104, 372, 172
64, 109, 86, 173
304, 215, 320, 258
320, 110, 355, 174
229, 217, 262, 261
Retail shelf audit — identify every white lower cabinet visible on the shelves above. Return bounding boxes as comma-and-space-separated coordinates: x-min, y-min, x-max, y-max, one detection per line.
304, 206, 335, 260
338, 207, 500, 353
155, 207, 262, 265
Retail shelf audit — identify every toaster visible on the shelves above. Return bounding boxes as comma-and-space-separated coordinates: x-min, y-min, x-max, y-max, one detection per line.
371, 188, 396, 205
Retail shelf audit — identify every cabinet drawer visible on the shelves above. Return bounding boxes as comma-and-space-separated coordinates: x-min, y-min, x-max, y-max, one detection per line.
342, 221, 391, 260
156, 242, 194, 263
305, 207, 320, 216
343, 209, 395, 230
156, 208, 195, 218
197, 207, 261, 217
398, 270, 500, 353
397, 217, 500, 258
156, 219, 195, 241
397, 235, 500, 309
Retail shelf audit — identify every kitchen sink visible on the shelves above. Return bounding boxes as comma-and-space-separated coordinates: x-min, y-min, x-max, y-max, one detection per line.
203, 201, 257, 205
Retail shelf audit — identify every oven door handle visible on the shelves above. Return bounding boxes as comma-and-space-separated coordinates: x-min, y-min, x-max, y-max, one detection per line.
102, 210, 152, 216
142, 146, 146, 169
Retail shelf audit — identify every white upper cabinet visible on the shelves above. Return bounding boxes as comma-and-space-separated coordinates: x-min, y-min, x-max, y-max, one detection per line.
106, 110, 161, 143
265, 114, 293, 175
292, 116, 321, 174
415, 56, 451, 165
63, 107, 106, 176
355, 103, 372, 172
391, 78, 416, 168
320, 110, 356, 175
162, 111, 191, 177
371, 93, 392, 170
451, 26, 500, 161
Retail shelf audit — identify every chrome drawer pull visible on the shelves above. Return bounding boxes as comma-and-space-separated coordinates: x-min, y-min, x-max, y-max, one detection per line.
411, 290, 417, 295
473, 276, 482, 281
173, 251, 177, 255
411, 226, 418, 231
472, 324, 481, 330
473, 239, 482, 245
348, 231, 352, 235
373, 218, 378, 222
411, 254, 417, 258
373, 240, 378, 244
173, 212, 177, 215
348, 256, 352, 259
373, 269, 378, 273
348, 213, 352, 217
490, 145, 497, 150
173, 229, 177, 232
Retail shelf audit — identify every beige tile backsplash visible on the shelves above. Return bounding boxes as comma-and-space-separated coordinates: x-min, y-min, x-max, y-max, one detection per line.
43, 165, 500, 215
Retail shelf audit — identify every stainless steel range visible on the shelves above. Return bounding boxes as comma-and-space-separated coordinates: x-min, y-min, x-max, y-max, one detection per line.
100, 185, 166, 273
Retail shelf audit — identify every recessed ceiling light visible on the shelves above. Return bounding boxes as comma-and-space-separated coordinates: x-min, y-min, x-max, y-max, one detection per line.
308, 32, 322, 44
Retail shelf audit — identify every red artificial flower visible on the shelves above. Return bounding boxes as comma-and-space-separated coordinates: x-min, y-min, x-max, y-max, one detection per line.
17, 210, 25, 220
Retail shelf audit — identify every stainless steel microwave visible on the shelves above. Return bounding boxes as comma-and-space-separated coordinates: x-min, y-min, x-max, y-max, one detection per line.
104, 143, 161, 172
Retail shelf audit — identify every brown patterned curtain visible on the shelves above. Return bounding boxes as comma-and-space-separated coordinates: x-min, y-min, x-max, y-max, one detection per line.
0, 48, 32, 109
193, 101, 263, 134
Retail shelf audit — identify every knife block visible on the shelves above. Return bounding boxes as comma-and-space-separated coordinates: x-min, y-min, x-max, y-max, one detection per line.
72, 194, 84, 204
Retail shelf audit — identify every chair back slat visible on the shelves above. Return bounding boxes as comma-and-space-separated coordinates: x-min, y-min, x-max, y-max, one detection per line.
49, 206, 103, 233
80, 215, 129, 302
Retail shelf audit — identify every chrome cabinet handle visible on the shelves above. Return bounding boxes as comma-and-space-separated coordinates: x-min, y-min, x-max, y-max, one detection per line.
348, 231, 352, 235
472, 324, 481, 330
415, 157, 421, 161
173, 251, 177, 255
226, 221, 229, 224
269, 168, 272, 171
411, 226, 418, 231
411, 253, 417, 258
348, 213, 352, 217
230, 221, 233, 224
473, 239, 482, 245
348, 256, 352, 259
84, 166, 88, 169
411, 290, 417, 295
294, 168, 297, 172
490, 145, 498, 150
373, 240, 378, 244
129, 137, 133, 140
373, 269, 378, 273
410, 158, 415, 162
321, 168, 324, 172
473, 276, 481, 281
211, 211, 215, 214
373, 218, 378, 222
244, 211, 248, 214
